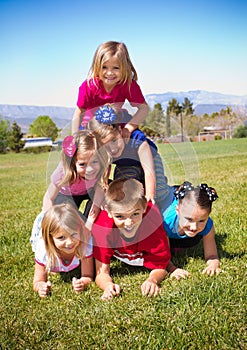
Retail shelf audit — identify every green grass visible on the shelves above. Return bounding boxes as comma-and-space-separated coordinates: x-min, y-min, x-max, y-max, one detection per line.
0, 139, 246, 350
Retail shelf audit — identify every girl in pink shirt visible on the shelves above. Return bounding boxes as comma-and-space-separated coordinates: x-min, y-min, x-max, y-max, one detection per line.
43, 130, 109, 222
72, 41, 149, 136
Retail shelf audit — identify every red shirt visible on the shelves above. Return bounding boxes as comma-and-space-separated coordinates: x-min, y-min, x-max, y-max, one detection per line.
92, 202, 171, 270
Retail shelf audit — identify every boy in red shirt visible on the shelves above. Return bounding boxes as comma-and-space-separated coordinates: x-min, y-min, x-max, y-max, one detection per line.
92, 178, 171, 300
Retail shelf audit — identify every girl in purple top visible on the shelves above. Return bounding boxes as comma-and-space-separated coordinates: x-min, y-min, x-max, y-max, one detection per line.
43, 130, 109, 222
72, 41, 149, 135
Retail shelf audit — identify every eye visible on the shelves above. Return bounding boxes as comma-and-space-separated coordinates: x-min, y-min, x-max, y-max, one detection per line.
56, 235, 65, 240
133, 212, 140, 218
72, 232, 79, 238
78, 162, 86, 167
115, 215, 124, 219
113, 66, 120, 70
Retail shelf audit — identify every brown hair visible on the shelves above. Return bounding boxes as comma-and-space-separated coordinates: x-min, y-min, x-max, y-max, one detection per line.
105, 178, 147, 212
176, 182, 218, 212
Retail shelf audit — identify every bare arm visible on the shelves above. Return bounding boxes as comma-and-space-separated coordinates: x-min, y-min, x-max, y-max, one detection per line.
124, 103, 149, 133
95, 259, 121, 300
42, 183, 60, 212
72, 106, 85, 134
72, 256, 94, 293
141, 269, 167, 297
166, 260, 191, 280
138, 140, 156, 202
86, 185, 105, 228
202, 226, 221, 276
33, 263, 51, 298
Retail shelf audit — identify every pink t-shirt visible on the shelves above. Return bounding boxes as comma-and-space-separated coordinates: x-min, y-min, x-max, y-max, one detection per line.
76, 79, 146, 125
51, 161, 97, 196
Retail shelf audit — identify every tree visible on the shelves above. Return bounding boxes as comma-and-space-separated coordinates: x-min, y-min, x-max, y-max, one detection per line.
7, 122, 25, 153
166, 97, 194, 141
0, 116, 10, 153
141, 103, 166, 136
29, 116, 60, 141
233, 124, 247, 138
166, 98, 182, 139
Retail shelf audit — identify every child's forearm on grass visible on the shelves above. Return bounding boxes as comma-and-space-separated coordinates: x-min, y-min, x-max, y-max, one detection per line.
146, 269, 167, 285
95, 272, 114, 291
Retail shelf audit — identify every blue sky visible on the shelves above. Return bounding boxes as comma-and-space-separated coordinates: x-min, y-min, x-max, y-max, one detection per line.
1, 0, 247, 107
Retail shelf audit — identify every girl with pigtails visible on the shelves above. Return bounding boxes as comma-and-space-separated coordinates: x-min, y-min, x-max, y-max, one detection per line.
163, 182, 221, 280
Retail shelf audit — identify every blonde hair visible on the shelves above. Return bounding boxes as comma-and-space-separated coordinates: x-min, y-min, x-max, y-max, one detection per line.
105, 178, 147, 212
41, 203, 89, 270
61, 130, 110, 189
88, 41, 138, 87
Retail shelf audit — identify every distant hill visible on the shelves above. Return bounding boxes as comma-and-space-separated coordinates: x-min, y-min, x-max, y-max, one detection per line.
145, 90, 247, 115
1, 90, 247, 132
0, 104, 74, 132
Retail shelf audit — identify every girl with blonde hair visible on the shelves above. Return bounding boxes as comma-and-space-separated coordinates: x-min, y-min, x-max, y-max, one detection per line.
72, 41, 149, 136
31, 203, 93, 298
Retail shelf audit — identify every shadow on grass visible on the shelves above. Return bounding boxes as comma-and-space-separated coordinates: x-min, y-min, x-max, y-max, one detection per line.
215, 232, 246, 259
170, 232, 246, 269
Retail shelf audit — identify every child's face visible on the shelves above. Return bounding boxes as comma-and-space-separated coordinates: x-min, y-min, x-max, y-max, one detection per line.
101, 131, 125, 158
53, 228, 80, 257
99, 55, 122, 91
176, 200, 210, 237
107, 200, 146, 239
76, 151, 101, 180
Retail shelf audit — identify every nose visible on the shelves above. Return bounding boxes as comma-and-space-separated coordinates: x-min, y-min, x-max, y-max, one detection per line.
124, 218, 133, 227
65, 237, 74, 247
189, 222, 198, 232
86, 164, 94, 173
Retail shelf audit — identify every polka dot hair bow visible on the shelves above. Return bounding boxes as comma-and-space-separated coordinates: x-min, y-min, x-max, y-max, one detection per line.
174, 181, 218, 202
199, 183, 218, 202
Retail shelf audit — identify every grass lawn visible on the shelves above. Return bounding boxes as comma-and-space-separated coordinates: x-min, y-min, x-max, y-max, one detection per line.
0, 138, 246, 350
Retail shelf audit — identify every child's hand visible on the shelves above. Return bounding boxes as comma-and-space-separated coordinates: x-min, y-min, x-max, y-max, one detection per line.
202, 260, 221, 276
101, 283, 121, 301
88, 205, 100, 223
36, 281, 51, 298
170, 268, 190, 280
141, 280, 160, 297
72, 277, 88, 293
121, 127, 131, 143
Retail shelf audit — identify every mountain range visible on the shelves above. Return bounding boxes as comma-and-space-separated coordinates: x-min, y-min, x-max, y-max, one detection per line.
1, 90, 247, 132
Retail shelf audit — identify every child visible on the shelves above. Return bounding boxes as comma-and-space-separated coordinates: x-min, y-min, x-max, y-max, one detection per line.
88, 104, 173, 210
163, 181, 221, 280
92, 178, 171, 300
43, 130, 110, 222
31, 203, 94, 298
72, 40, 149, 135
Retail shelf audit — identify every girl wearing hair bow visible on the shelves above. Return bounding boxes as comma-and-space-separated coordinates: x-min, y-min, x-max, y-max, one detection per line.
42, 130, 109, 222
163, 182, 221, 279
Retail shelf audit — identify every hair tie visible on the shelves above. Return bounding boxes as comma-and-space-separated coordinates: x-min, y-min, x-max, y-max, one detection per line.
174, 181, 194, 200
62, 135, 77, 158
199, 183, 218, 202
95, 105, 117, 124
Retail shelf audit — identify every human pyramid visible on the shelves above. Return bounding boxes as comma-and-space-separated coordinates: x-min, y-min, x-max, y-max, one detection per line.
31, 41, 221, 299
